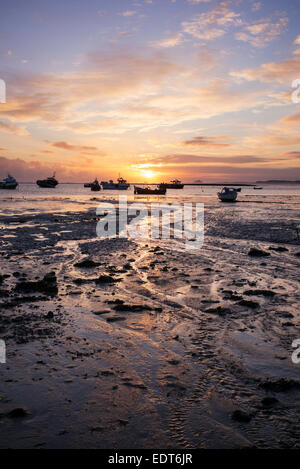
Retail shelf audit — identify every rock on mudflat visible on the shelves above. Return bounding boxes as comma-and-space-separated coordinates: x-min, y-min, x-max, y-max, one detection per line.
248, 248, 270, 258
0, 274, 10, 284
7, 408, 29, 418
106, 316, 126, 323
261, 397, 279, 407
96, 275, 120, 284
15, 272, 58, 296
238, 299, 259, 308
231, 410, 252, 423
259, 378, 300, 392
205, 306, 232, 316
113, 303, 152, 312
269, 246, 289, 253
74, 259, 100, 268
243, 289, 276, 297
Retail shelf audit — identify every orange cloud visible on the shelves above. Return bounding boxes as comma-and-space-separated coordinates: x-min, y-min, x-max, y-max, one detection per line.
0, 120, 29, 136
181, 135, 232, 147
231, 57, 300, 83
282, 113, 300, 124
0, 155, 104, 182
50, 141, 99, 152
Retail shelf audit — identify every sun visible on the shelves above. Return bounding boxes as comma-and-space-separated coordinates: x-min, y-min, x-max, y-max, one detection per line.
140, 169, 156, 180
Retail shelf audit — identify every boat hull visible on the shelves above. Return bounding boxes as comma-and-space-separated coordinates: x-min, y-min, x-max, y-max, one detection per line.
134, 186, 166, 195
36, 181, 58, 188
102, 184, 130, 190
0, 183, 18, 190
160, 183, 184, 189
217, 193, 237, 202
91, 185, 101, 192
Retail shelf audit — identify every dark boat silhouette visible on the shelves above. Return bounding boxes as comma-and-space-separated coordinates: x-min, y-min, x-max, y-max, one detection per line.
0, 174, 18, 190
91, 179, 101, 191
217, 187, 238, 202
134, 185, 166, 195
159, 179, 184, 189
101, 177, 130, 190
36, 173, 58, 188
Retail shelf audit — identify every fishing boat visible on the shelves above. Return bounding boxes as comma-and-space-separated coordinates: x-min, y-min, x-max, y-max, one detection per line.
134, 185, 166, 195
217, 187, 238, 202
101, 177, 130, 190
84, 182, 92, 188
0, 174, 18, 190
36, 173, 58, 188
254, 186, 263, 190
159, 179, 184, 189
90, 179, 101, 192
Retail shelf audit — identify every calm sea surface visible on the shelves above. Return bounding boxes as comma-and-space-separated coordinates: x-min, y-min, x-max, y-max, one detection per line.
0, 183, 300, 216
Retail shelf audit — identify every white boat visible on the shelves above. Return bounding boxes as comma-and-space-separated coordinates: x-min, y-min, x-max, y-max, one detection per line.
0, 174, 18, 190
217, 187, 238, 202
101, 177, 130, 190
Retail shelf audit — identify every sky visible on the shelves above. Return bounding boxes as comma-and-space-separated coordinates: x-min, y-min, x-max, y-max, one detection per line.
0, 0, 300, 182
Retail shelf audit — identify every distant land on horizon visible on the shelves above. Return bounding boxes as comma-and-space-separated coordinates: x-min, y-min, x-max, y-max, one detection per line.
255, 180, 300, 184
14, 180, 300, 185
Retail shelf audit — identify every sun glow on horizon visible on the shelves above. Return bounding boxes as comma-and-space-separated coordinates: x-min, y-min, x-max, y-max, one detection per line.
139, 169, 156, 180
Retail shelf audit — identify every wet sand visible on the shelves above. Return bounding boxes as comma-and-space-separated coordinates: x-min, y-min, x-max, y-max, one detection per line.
0, 201, 299, 449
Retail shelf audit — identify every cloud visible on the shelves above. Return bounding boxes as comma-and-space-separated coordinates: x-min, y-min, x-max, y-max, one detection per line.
283, 151, 300, 159
151, 33, 184, 48
282, 113, 300, 124
187, 0, 212, 3
0, 120, 29, 136
136, 153, 268, 166
231, 57, 300, 83
119, 10, 137, 17
0, 155, 103, 182
0, 93, 71, 123
50, 141, 99, 152
294, 35, 300, 45
133, 151, 300, 182
260, 134, 300, 146
182, 5, 286, 47
0, 50, 181, 132
181, 135, 232, 146
182, 3, 242, 41
251, 2, 262, 12
196, 49, 218, 71
0, 46, 291, 142
235, 14, 288, 47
